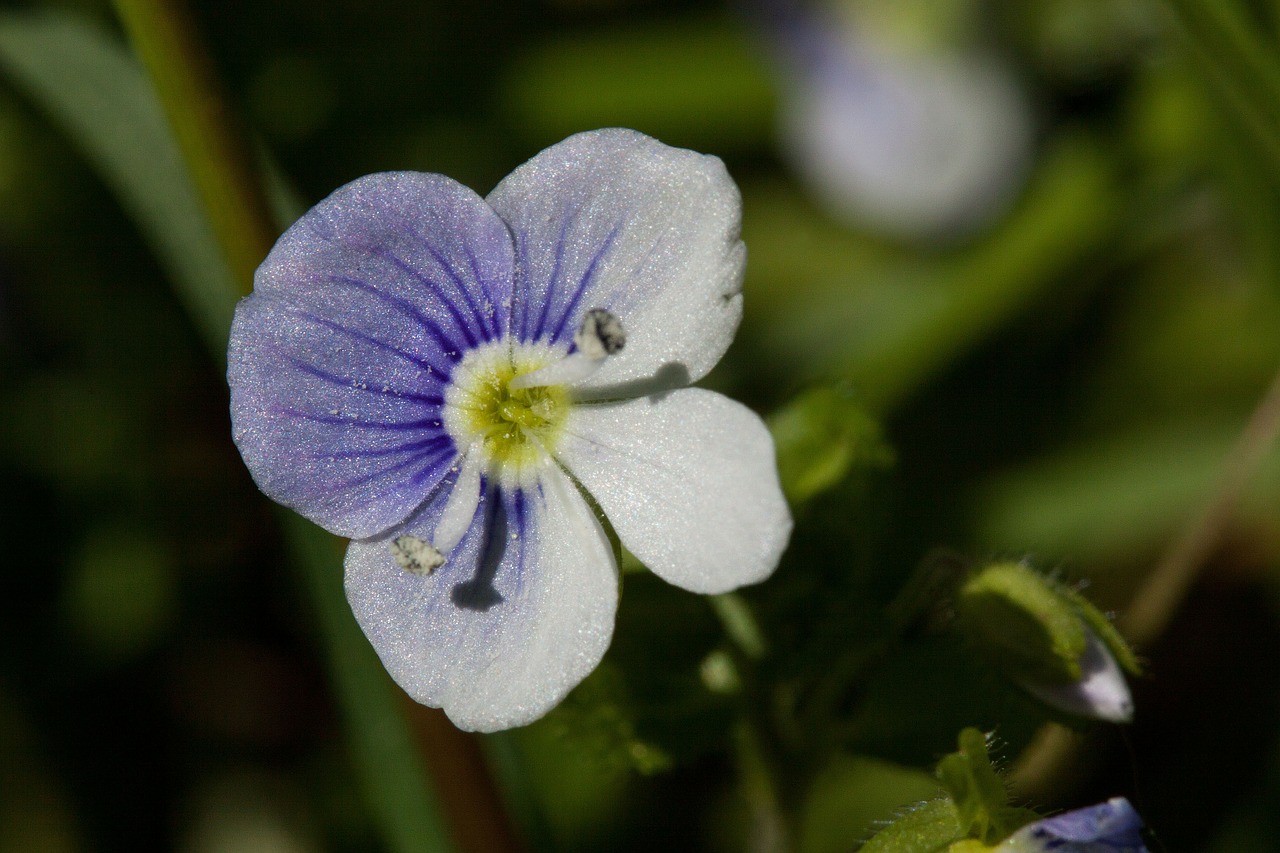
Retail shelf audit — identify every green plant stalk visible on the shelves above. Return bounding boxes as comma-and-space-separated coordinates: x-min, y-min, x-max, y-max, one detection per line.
111, 0, 274, 291
1162, 0, 1280, 169
284, 516, 457, 853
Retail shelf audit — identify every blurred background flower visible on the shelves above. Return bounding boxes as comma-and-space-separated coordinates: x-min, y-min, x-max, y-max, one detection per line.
762, 0, 1033, 238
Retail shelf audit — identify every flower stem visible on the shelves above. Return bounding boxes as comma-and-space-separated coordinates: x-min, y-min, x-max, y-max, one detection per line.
711, 592, 769, 660
734, 719, 793, 853
1122, 361, 1280, 645
709, 594, 796, 852
110, 0, 274, 292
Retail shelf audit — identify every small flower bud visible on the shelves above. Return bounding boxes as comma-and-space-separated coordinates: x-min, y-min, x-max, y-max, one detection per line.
956, 561, 1139, 722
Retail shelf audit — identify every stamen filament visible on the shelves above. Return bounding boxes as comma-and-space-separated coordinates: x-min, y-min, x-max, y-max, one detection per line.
509, 352, 603, 390
433, 440, 484, 554
510, 309, 625, 390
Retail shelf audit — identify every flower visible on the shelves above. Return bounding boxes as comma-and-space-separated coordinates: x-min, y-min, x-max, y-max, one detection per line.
761, 0, 1032, 237
955, 560, 1138, 724
1023, 628, 1134, 723
996, 797, 1150, 852
228, 128, 793, 732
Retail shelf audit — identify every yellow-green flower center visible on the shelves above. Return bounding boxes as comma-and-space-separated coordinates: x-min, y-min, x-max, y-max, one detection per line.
442, 342, 570, 486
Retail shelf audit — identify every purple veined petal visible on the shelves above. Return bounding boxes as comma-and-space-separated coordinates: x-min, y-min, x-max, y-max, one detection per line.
557, 388, 792, 595
998, 797, 1150, 852
344, 465, 618, 732
487, 128, 745, 399
229, 172, 516, 538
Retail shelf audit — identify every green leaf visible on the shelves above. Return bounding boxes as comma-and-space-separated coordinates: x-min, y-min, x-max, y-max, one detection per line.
934, 729, 1038, 845
1162, 0, 1280, 170
768, 386, 894, 506
859, 798, 964, 853
497, 16, 774, 154
0, 10, 238, 358
974, 418, 1280, 564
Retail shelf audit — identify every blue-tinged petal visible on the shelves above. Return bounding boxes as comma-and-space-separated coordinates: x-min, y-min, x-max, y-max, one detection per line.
557, 388, 792, 594
487, 128, 745, 398
229, 172, 515, 538
998, 798, 1149, 852
344, 466, 618, 732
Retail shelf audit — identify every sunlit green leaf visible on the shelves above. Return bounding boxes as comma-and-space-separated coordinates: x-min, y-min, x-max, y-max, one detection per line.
769, 386, 894, 506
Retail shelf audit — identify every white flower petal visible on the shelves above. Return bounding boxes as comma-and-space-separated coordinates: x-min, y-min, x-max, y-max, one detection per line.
344, 468, 617, 732
1026, 630, 1134, 723
558, 388, 792, 594
487, 128, 746, 398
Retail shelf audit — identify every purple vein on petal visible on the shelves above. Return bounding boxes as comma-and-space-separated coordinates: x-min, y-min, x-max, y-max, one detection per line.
281, 354, 443, 405
371, 248, 480, 349
507, 486, 530, 598
330, 445, 455, 492
321, 274, 465, 363
529, 208, 577, 343
416, 236, 500, 340
287, 310, 452, 376
276, 408, 443, 431
322, 433, 453, 461
550, 221, 622, 346
462, 242, 505, 330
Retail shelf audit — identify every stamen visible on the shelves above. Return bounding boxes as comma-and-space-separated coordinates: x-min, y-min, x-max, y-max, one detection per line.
510, 309, 625, 390
433, 440, 485, 554
574, 308, 626, 359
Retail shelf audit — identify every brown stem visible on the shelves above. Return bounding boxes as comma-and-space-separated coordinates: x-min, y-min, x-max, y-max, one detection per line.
1121, 363, 1280, 645
404, 703, 527, 853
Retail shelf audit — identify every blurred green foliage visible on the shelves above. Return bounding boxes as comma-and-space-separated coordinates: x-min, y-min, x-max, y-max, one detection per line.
2, 0, 1280, 851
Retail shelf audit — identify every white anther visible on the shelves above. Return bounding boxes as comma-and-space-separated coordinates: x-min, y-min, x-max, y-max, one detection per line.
509, 309, 625, 390
574, 308, 626, 360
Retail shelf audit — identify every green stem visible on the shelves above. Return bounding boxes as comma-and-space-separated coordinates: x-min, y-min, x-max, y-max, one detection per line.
110, 0, 274, 292
710, 592, 769, 660
734, 719, 793, 853
848, 136, 1120, 414
707, 594, 793, 851
284, 516, 457, 853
